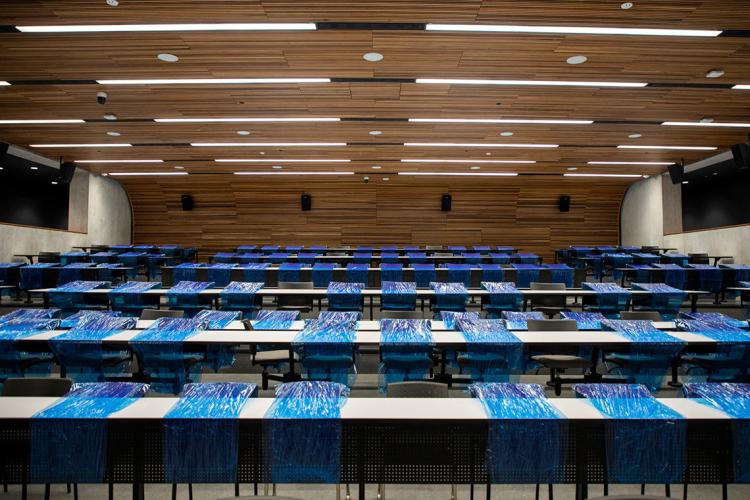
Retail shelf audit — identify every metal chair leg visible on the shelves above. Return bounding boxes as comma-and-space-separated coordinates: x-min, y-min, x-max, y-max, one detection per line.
171, 483, 177, 500
683, 483, 688, 499
548, 484, 554, 500
188, 483, 193, 500
109, 482, 114, 500
535, 484, 540, 500
73, 483, 78, 500
235, 482, 240, 496
665, 484, 671, 497
451, 484, 457, 500
45, 484, 51, 500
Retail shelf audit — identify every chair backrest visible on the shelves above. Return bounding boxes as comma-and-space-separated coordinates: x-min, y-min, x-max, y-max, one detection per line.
387, 381, 449, 398
573, 268, 588, 288
328, 252, 348, 256
278, 281, 314, 309
433, 252, 454, 257
527, 319, 578, 331
620, 311, 661, 321
688, 253, 710, 264
2, 377, 72, 397
529, 282, 566, 309
425, 245, 443, 251
37, 251, 60, 263
380, 310, 423, 319
719, 257, 734, 265
140, 308, 185, 320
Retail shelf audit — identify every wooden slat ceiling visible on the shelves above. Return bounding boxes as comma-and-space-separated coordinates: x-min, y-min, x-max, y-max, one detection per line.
0, 0, 749, 177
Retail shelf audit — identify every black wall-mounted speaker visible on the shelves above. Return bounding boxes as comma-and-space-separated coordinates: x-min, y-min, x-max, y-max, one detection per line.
731, 143, 750, 169
558, 195, 571, 212
0, 142, 8, 161
301, 194, 312, 211
441, 194, 452, 212
668, 163, 684, 184
180, 194, 194, 211
57, 162, 77, 184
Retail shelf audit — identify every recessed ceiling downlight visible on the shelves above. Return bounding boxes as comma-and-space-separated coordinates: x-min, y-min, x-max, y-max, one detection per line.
363, 52, 384, 62
106, 131, 121, 136
157, 53, 179, 62
566, 55, 588, 65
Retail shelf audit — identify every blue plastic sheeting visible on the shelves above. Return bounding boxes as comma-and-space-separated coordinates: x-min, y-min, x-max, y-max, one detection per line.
458, 318, 523, 382
502, 311, 545, 330
20, 263, 55, 290
380, 263, 403, 282
67, 382, 150, 398
490, 253, 511, 264
345, 263, 369, 285
173, 263, 203, 282
574, 384, 686, 484
688, 264, 724, 294
312, 263, 336, 288
220, 281, 263, 317
441, 311, 480, 330
0, 319, 60, 380
194, 310, 241, 329
131, 318, 207, 393
286, 245, 303, 252
30, 385, 147, 484
406, 252, 427, 263
327, 281, 363, 311
721, 264, 750, 284
279, 262, 304, 282
603, 253, 633, 280
445, 263, 471, 286
50, 315, 137, 382
663, 253, 689, 266
357, 246, 373, 252
163, 382, 257, 483
236, 245, 257, 252
482, 282, 522, 318
620, 246, 640, 254
380, 252, 400, 263
676, 320, 750, 381
60, 310, 121, 328
512, 264, 541, 288
382, 281, 417, 310
627, 264, 654, 283
380, 319, 433, 389
413, 263, 436, 287
110, 245, 133, 253
479, 264, 504, 282
679, 312, 747, 328
582, 282, 632, 317
242, 262, 270, 282
470, 383, 566, 483
254, 310, 300, 329
653, 263, 688, 289
297, 252, 318, 264
293, 318, 357, 385
496, 246, 516, 253
634, 253, 661, 264
0, 308, 59, 323
448, 246, 466, 253
237, 252, 262, 263
682, 383, 750, 481
631, 282, 686, 319
309, 245, 327, 253
59, 252, 88, 266
516, 253, 539, 264
560, 311, 606, 330
431, 282, 468, 315
318, 311, 361, 326
462, 252, 482, 264
403, 246, 420, 251
597, 246, 618, 253
601, 320, 685, 391
380, 246, 397, 251
264, 381, 350, 483
109, 281, 160, 314
545, 264, 574, 287
50, 280, 108, 311
474, 245, 491, 253
583, 254, 604, 280
262, 245, 280, 253
212, 252, 236, 263
352, 252, 372, 263
57, 263, 96, 286
205, 264, 235, 287
267, 252, 289, 263
167, 281, 214, 316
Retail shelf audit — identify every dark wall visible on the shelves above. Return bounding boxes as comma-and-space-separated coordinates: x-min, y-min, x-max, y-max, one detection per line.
682, 166, 750, 232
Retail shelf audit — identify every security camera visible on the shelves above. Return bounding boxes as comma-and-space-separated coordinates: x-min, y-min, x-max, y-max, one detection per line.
96, 91, 108, 105
363, 176, 370, 184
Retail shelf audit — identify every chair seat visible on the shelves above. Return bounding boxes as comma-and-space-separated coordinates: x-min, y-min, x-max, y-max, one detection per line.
531, 354, 591, 369
254, 350, 298, 364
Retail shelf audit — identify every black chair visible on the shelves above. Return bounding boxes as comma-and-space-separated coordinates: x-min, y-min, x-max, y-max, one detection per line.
277, 281, 314, 314
688, 253, 710, 265
528, 319, 593, 396
619, 311, 661, 321
139, 309, 185, 320
37, 252, 61, 264
529, 282, 568, 318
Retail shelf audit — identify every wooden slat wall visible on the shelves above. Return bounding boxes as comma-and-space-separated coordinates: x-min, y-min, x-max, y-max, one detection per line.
119, 175, 630, 261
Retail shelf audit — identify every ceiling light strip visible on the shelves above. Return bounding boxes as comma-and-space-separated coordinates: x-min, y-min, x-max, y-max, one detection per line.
155, 117, 340, 123
662, 121, 750, 128
192, 142, 346, 147
408, 118, 593, 125
425, 24, 721, 37
587, 161, 674, 165
30, 143, 132, 148
234, 171, 354, 175
401, 159, 537, 164
97, 78, 331, 85
76, 159, 164, 163
16, 23, 317, 33
405, 142, 558, 148
617, 145, 717, 150
397, 172, 518, 176
564, 173, 644, 178
732, 85, 750, 90
215, 159, 351, 163
107, 172, 188, 176
416, 78, 647, 88
0, 119, 85, 124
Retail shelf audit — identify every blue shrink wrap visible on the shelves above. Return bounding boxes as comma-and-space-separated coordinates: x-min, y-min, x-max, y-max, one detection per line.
501, 311, 544, 330
205, 263, 235, 287
663, 253, 689, 266
261, 245, 280, 254
60, 310, 121, 328
30, 382, 148, 483
309, 245, 327, 253
482, 282, 522, 318
679, 312, 747, 328
413, 263, 436, 287
560, 311, 606, 330
266, 252, 289, 264
237, 252, 262, 264
110, 281, 161, 315
264, 381, 350, 483
431, 282, 468, 316
634, 253, 661, 265
0, 319, 60, 380
457, 318, 523, 382
352, 252, 371, 264
440, 311, 480, 330
512, 264, 541, 288
470, 383, 566, 483
490, 253, 511, 264
582, 282, 631, 317
406, 252, 427, 264
293, 318, 357, 385
57, 263, 96, 286
603, 253, 633, 280
473, 245, 491, 254
345, 263, 368, 286
312, 263, 336, 288
462, 252, 482, 264
0, 308, 59, 323
164, 382, 257, 483
212, 252, 236, 264
380, 252, 400, 263
297, 252, 317, 264
688, 264, 724, 294
173, 262, 203, 282
382, 281, 417, 311
653, 263, 687, 289
676, 319, 750, 381
19, 263, 55, 290
379, 319, 433, 389
516, 253, 539, 264
479, 264, 504, 283
220, 281, 263, 317
167, 281, 214, 316
318, 311, 361, 326
380, 263, 403, 282
627, 264, 654, 283
545, 264, 574, 287
448, 246, 466, 254
254, 310, 300, 330
574, 384, 686, 484
240, 262, 269, 282
445, 263, 471, 286
631, 282, 686, 319
327, 281, 363, 311
49, 280, 108, 312
279, 262, 303, 282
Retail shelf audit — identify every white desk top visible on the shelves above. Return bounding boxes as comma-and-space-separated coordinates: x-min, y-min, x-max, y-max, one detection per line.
0, 397, 735, 421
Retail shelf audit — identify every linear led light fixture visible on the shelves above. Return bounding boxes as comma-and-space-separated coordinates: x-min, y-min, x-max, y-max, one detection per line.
192, 142, 346, 147
156, 117, 340, 123
617, 145, 717, 151
425, 24, 721, 37
216, 159, 351, 163
107, 172, 188, 176
0, 119, 85, 124
76, 159, 164, 163
662, 121, 750, 128
234, 171, 354, 175
398, 172, 518, 176
416, 78, 647, 88
564, 173, 645, 178
31, 143, 132, 148
587, 161, 674, 165
97, 78, 330, 85
732, 85, 750, 90
405, 142, 558, 148
0, 81, 9, 86
409, 118, 593, 125
401, 159, 536, 164
16, 23, 317, 33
